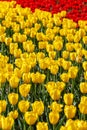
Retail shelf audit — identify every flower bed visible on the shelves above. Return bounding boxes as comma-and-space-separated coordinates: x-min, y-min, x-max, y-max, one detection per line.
0, 1, 87, 130
1, 0, 87, 22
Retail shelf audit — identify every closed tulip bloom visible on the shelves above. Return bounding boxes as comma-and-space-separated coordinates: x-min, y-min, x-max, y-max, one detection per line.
80, 82, 87, 93
19, 84, 31, 97
38, 41, 47, 49
0, 115, 3, 129
65, 119, 77, 129
22, 73, 31, 83
68, 66, 78, 79
0, 72, 6, 83
49, 51, 56, 59
53, 41, 63, 51
8, 93, 18, 105
64, 93, 74, 105
14, 49, 22, 58
78, 96, 87, 114
64, 105, 76, 119
60, 126, 66, 130
65, 43, 74, 52
49, 65, 59, 75
60, 73, 69, 83
82, 61, 87, 71
9, 75, 20, 88
36, 52, 45, 61
70, 52, 76, 61
56, 81, 66, 92
49, 111, 60, 125
84, 71, 87, 80
62, 51, 69, 59
31, 72, 46, 83
49, 101, 63, 112
24, 111, 38, 125
18, 100, 30, 113
36, 122, 48, 130
14, 68, 22, 79
83, 36, 87, 44
49, 89, 61, 100
62, 61, 71, 70
8, 110, 18, 119
0, 100, 7, 113
1, 116, 14, 130
32, 101, 44, 116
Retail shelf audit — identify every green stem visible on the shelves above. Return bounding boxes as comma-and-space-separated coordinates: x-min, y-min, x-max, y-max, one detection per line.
23, 120, 26, 130
28, 125, 34, 130
71, 79, 75, 93
53, 125, 56, 130
34, 84, 37, 98
12, 122, 15, 130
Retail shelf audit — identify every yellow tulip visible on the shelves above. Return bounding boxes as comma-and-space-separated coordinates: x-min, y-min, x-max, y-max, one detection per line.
53, 41, 63, 51
49, 101, 63, 112
0, 72, 6, 83
22, 73, 31, 83
38, 41, 47, 49
83, 36, 87, 44
78, 96, 87, 114
49, 65, 59, 75
49, 111, 60, 125
31, 72, 46, 83
36, 122, 48, 130
82, 61, 87, 71
24, 111, 38, 125
65, 42, 74, 51
62, 51, 69, 59
1, 116, 14, 130
18, 100, 30, 113
19, 84, 31, 97
49, 89, 61, 100
64, 93, 74, 105
14, 49, 22, 58
80, 82, 87, 93
9, 75, 20, 88
0, 100, 7, 113
64, 105, 76, 119
68, 66, 78, 79
8, 93, 18, 105
32, 101, 44, 116
60, 73, 70, 83
8, 110, 18, 119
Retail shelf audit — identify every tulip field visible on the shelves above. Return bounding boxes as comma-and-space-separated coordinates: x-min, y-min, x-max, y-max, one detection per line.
0, 0, 87, 130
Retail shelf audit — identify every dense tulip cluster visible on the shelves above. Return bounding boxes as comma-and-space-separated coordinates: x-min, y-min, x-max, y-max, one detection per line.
0, 1, 87, 130
1, 0, 87, 22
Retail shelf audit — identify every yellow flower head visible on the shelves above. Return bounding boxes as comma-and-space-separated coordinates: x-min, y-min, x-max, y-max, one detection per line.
0, 100, 7, 113
18, 100, 30, 113
64, 105, 76, 119
80, 82, 87, 94
24, 111, 38, 125
1, 116, 14, 130
78, 96, 87, 114
32, 101, 44, 116
19, 84, 31, 97
60, 73, 70, 83
8, 110, 18, 119
64, 93, 74, 105
49, 101, 63, 112
36, 122, 48, 130
8, 93, 18, 105
9, 75, 20, 88
49, 111, 60, 125
68, 66, 78, 79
